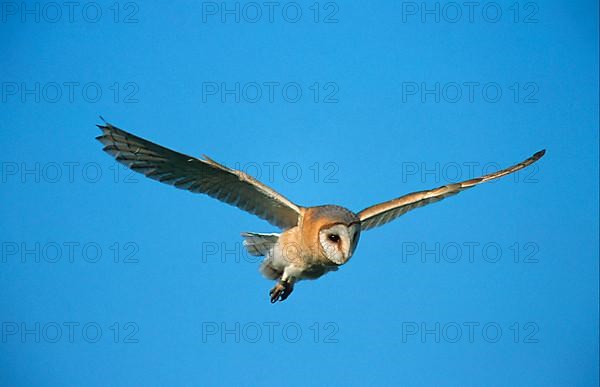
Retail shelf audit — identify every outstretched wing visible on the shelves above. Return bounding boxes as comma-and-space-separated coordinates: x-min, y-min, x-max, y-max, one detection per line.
96, 121, 302, 229
358, 150, 546, 231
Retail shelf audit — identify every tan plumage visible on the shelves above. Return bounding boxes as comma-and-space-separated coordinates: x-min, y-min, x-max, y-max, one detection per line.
97, 120, 545, 303
358, 149, 546, 230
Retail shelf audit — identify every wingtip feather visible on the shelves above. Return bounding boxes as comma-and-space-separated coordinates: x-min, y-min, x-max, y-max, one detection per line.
534, 149, 546, 159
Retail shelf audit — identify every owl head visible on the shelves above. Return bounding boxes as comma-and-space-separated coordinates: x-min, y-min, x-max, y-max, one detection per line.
302, 205, 361, 266
318, 222, 361, 265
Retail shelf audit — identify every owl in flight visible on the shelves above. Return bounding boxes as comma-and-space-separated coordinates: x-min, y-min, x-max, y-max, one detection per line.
97, 121, 545, 303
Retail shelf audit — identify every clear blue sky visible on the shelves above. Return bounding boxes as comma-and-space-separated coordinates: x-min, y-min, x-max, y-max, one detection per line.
1, 1, 598, 386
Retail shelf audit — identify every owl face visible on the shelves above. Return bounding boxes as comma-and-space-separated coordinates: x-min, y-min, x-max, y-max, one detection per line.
318, 223, 361, 265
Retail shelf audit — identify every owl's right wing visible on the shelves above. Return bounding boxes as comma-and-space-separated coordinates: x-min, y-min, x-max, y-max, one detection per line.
357, 150, 545, 231
96, 121, 302, 230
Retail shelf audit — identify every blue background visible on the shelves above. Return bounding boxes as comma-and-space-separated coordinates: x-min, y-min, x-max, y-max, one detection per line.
1, 1, 598, 386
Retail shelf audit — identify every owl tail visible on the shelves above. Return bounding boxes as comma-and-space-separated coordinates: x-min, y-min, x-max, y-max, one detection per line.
241, 232, 280, 257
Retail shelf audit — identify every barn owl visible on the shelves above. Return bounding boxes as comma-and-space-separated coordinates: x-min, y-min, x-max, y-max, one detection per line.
96, 121, 545, 303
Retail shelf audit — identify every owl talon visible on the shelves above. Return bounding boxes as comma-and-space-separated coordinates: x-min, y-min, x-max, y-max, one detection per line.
280, 282, 294, 301
269, 283, 285, 303
269, 281, 294, 303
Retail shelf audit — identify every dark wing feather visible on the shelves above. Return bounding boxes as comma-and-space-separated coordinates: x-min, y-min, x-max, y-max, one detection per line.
96, 122, 302, 229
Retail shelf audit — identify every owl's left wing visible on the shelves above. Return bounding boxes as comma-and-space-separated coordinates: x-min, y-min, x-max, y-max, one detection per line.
357, 150, 545, 231
96, 121, 302, 229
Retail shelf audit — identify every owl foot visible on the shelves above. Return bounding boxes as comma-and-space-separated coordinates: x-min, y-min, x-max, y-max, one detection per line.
269, 280, 294, 303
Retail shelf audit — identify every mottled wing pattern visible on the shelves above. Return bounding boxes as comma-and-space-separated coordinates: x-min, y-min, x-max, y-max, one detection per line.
358, 150, 546, 231
96, 121, 302, 229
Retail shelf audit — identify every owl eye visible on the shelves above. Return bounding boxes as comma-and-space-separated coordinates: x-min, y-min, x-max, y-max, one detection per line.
328, 234, 340, 243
